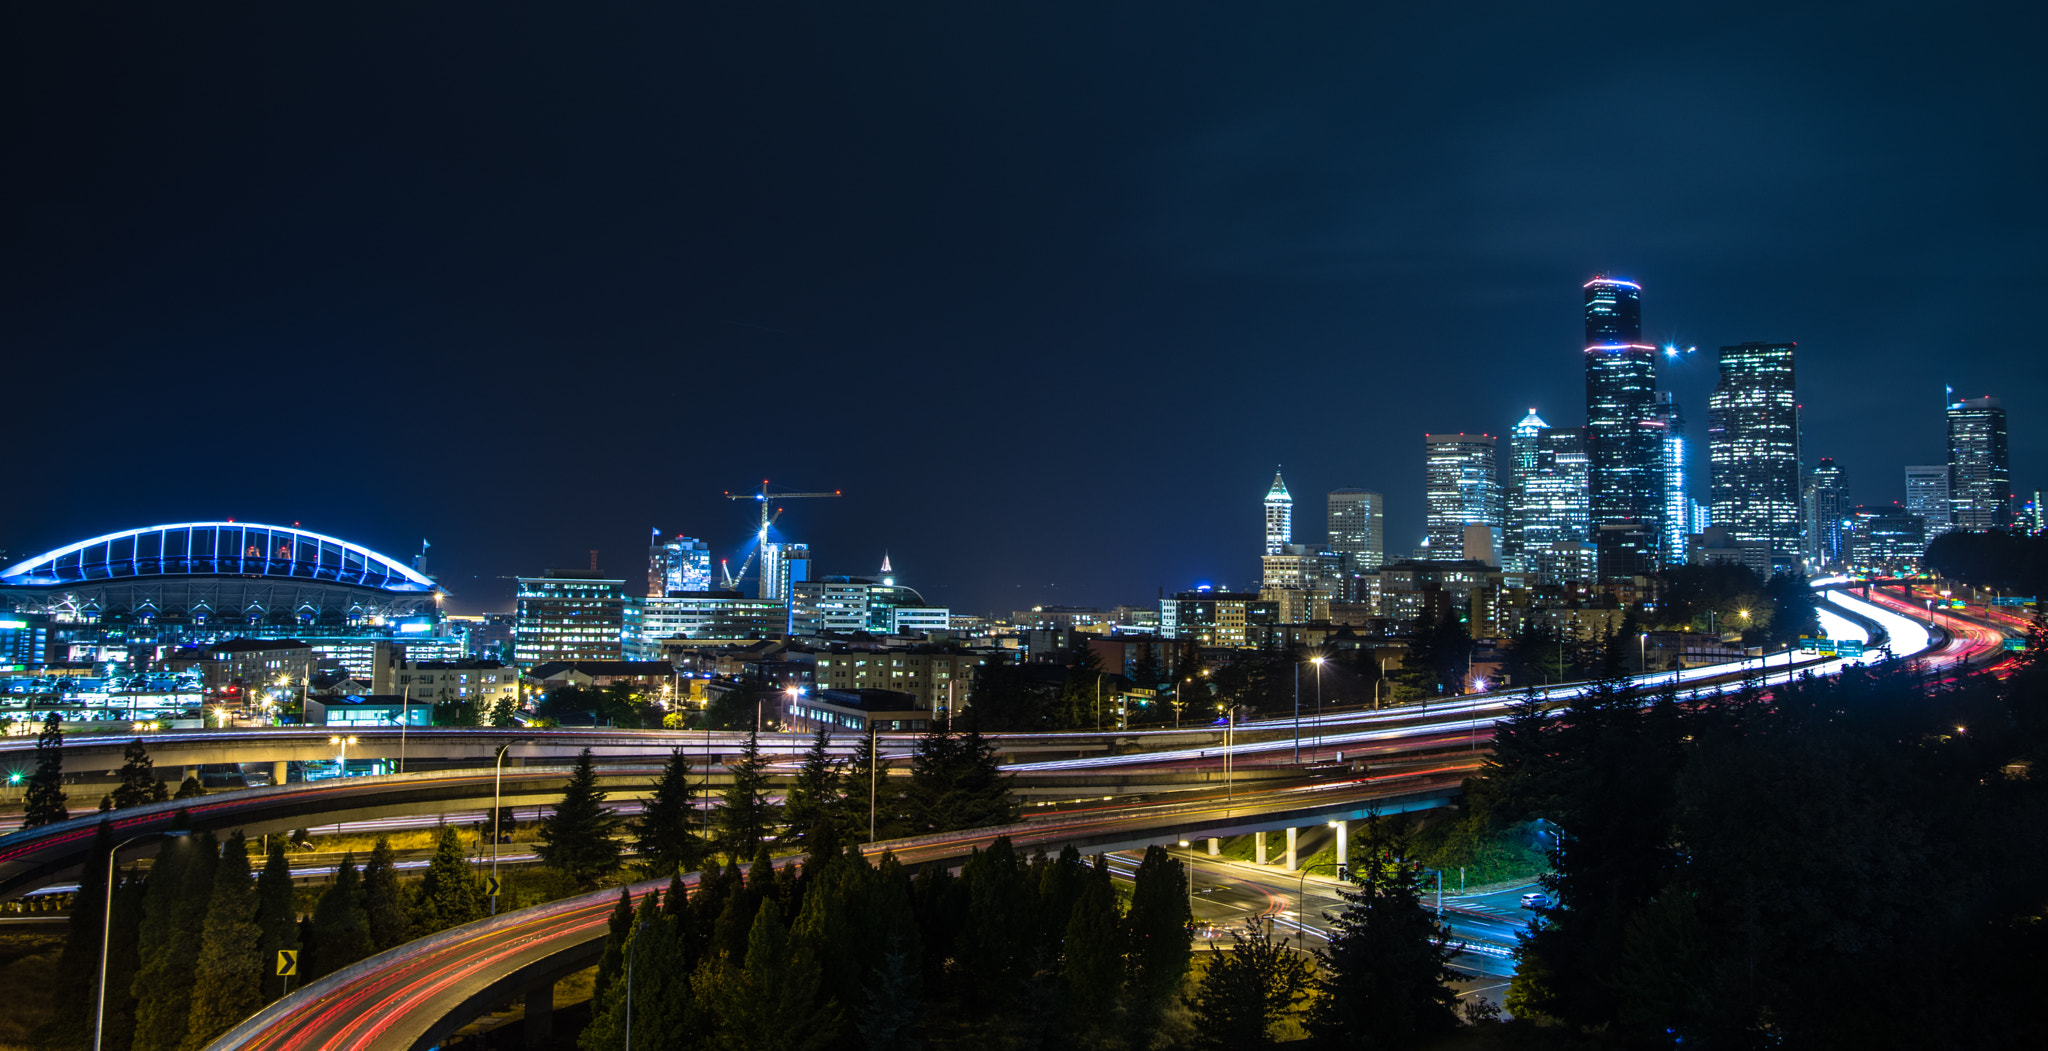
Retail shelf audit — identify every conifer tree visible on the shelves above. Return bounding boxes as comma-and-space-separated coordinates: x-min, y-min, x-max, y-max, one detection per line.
714, 730, 779, 859
592, 888, 634, 1007
580, 899, 695, 1051
903, 727, 1016, 834
411, 826, 482, 935
173, 775, 207, 799
957, 837, 1033, 1007
841, 729, 905, 842
537, 747, 623, 884
22, 711, 69, 828
111, 739, 171, 809
1061, 856, 1123, 1021
360, 837, 408, 950
36, 821, 115, 1048
185, 831, 263, 1051
255, 837, 300, 999
715, 898, 836, 1049
1124, 844, 1192, 1017
307, 854, 373, 979
1188, 918, 1314, 1049
631, 747, 704, 875
104, 870, 147, 1051
1307, 811, 1459, 1047
782, 727, 847, 857
132, 830, 215, 1051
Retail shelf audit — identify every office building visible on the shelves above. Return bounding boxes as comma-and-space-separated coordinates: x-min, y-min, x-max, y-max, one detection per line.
637, 591, 788, 644
1707, 341, 1802, 571
1503, 410, 1549, 570
1846, 506, 1927, 573
1424, 433, 1502, 558
1160, 590, 1275, 648
1582, 276, 1664, 578
1947, 395, 2011, 530
1260, 544, 1344, 623
1325, 488, 1385, 597
1904, 465, 1952, 540
1804, 459, 1849, 569
647, 532, 712, 597
1520, 427, 1591, 557
515, 573, 627, 665
1533, 541, 1598, 588
1264, 471, 1293, 555
790, 577, 949, 637
1652, 391, 1689, 565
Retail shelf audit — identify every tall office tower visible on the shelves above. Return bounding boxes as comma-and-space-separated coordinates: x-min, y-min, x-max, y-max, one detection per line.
1903, 465, 1952, 540
1503, 409, 1548, 571
1947, 395, 2012, 530
1522, 427, 1592, 556
1582, 275, 1664, 578
1707, 341, 1802, 572
1803, 459, 1849, 568
1325, 488, 1385, 597
758, 541, 811, 606
646, 531, 712, 597
1264, 471, 1293, 555
1424, 433, 1503, 558
1652, 391, 1689, 565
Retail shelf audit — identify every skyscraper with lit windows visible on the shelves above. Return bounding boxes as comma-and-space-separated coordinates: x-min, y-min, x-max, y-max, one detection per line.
647, 531, 712, 597
1947, 395, 2011, 530
1325, 488, 1385, 597
1582, 275, 1664, 578
1904, 465, 1951, 539
1264, 471, 1293, 555
1424, 433, 1502, 559
1707, 341, 1802, 571
1804, 458, 1848, 568
1652, 391, 1689, 564
1504, 409, 1547, 570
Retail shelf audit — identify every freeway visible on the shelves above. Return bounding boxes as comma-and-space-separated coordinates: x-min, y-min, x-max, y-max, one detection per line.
207, 764, 1475, 1051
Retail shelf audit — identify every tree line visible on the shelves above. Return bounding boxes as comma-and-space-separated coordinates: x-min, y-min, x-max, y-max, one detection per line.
1457, 631, 2048, 1047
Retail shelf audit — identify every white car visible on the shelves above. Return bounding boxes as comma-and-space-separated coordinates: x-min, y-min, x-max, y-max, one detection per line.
1519, 892, 1552, 909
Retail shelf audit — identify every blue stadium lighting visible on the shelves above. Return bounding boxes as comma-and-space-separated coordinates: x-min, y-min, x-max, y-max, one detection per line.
0, 522, 439, 592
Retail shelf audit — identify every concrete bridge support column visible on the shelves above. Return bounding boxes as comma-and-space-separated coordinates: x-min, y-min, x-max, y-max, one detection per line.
524, 980, 553, 1049
1207, 837, 1219, 857
182, 766, 200, 785
1333, 820, 1348, 874
1284, 827, 1298, 871
270, 761, 288, 787
1254, 831, 1267, 865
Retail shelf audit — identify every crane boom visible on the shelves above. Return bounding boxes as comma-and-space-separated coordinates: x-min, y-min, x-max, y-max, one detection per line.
718, 480, 841, 589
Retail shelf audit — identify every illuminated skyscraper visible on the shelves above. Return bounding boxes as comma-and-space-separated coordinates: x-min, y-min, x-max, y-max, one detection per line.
1522, 427, 1591, 552
1804, 459, 1849, 568
1503, 409, 1548, 570
1707, 341, 1802, 571
1264, 471, 1293, 555
758, 540, 811, 610
647, 531, 712, 597
1424, 433, 1502, 559
1582, 275, 1663, 578
1652, 391, 1689, 564
1325, 488, 1385, 596
1946, 395, 2011, 530
1903, 465, 1951, 540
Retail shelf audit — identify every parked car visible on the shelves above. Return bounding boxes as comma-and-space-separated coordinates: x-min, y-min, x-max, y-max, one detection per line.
1519, 892, 1552, 909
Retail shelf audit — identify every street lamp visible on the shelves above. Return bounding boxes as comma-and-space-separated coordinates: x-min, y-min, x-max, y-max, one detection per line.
328, 735, 357, 778
96, 831, 189, 1051
1310, 656, 1326, 763
491, 739, 530, 915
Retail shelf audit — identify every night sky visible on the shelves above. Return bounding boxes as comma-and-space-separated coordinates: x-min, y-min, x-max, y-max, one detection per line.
13, 3, 2043, 615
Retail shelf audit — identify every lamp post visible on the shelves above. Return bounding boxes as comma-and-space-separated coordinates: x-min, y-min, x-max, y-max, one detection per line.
96, 831, 189, 1051
490, 739, 529, 915
1311, 656, 1325, 762
328, 734, 357, 778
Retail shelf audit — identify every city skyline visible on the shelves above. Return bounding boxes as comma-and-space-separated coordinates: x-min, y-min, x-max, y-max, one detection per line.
9, 4, 2040, 614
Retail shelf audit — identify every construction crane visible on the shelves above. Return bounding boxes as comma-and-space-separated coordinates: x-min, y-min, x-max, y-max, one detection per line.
718, 480, 842, 589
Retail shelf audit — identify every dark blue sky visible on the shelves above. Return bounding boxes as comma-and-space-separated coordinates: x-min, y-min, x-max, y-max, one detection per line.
12, 2, 2043, 614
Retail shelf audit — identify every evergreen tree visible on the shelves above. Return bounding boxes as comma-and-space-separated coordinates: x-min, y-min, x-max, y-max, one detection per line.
782, 727, 847, 857
411, 826, 482, 935
902, 728, 1016, 835
1123, 844, 1192, 1018
712, 898, 837, 1050
1307, 811, 1459, 1047
104, 869, 147, 1051
592, 888, 634, 1007
173, 775, 207, 800
22, 710, 69, 828
841, 730, 906, 842
36, 821, 115, 1048
537, 748, 623, 884
1188, 918, 1314, 1049
714, 730, 779, 859
956, 837, 1034, 1008
1054, 645, 1105, 730
1061, 857, 1123, 1021
184, 831, 263, 1051
632, 747, 706, 876
306, 853, 373, 979
110, 739, 171, 809
131, 830, 215, 1051
580, 899, 696, 1051
255, 838, 300, 999
360, 837, 408, 950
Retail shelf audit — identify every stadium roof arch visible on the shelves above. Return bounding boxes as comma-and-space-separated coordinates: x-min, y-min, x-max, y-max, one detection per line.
0, 522, 438, 593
